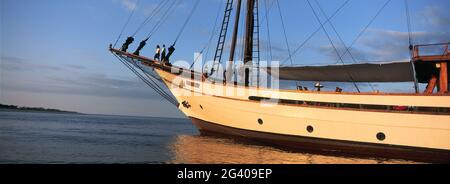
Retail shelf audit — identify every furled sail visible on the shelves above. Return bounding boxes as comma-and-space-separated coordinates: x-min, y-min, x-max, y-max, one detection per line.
266, 60, 415, 82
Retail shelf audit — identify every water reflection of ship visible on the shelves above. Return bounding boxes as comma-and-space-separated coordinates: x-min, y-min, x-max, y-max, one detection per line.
168, 135, 418, 164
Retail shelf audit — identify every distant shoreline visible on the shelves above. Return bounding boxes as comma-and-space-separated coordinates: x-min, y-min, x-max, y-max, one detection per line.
0, 104, 80, 114
0, 103, 189, 119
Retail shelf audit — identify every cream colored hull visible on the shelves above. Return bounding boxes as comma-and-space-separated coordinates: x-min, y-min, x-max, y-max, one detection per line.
155, 69, 450, 161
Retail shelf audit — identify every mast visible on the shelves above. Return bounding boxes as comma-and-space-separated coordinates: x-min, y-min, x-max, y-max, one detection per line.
227, 0, 243, 83
243, 0, 255, 87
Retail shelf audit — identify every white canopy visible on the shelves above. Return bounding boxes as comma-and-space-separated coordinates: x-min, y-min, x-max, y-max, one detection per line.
266, 61, 415, 82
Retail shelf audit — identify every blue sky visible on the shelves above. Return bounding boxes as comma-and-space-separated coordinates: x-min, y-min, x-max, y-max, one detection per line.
1, 0, 449, 118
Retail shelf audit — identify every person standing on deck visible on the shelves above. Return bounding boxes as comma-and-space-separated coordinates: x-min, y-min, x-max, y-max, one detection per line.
154, 45, 161, 60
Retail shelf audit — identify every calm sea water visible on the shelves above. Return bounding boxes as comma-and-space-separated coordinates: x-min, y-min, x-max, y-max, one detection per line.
0, 111, 418, 164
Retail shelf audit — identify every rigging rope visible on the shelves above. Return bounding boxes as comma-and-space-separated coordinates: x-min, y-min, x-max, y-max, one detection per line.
172, 0, 201, 46
203, 3, 223, 66
314, 0, 356, 63
280, 0, 350, 66
314, 0, 376, 92
275, 0, 293, 65
113, 0, 140, 48
115, 55, 178, 105
112, 54, 179, 106
404, 0, 419, 93
264, 0, 273, 62
190, 2, 223, 69
132, 0, 170, 37
306, 0, 341, 65
259, 0, 276, 26
405, 0, 414, 48
306, 0, 360, 92
111, 0, 191, 107
144, 0, 180, 39
339, 0, 391, 60
131, 61, 178, 102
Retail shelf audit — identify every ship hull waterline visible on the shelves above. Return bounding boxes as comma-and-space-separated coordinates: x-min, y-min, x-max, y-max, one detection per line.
191, 117, 450, 163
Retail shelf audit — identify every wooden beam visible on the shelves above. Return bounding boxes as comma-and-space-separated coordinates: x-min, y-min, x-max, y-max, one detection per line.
228, 0, 242, 63
227, 0, 243, 83
413, 46, 419, 58
425, 75, 438, 94
439, 62, 448, 93
413, 55, 450, 63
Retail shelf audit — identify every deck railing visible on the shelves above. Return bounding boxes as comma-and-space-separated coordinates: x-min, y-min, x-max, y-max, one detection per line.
413, 43, 450, 61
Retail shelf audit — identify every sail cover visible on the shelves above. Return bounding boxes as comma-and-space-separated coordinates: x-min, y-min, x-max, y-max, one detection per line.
266, 60, 415, 82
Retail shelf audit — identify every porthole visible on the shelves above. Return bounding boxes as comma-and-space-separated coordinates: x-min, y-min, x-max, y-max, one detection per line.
307, 125, 314, 133
376, 132, 386, 141
258, 119, 263, 125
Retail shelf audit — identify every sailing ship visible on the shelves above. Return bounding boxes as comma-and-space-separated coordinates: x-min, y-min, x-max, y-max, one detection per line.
109, 0, 450, 162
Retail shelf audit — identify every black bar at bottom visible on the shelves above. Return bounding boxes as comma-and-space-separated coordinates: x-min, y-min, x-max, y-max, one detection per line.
0, 164, 447, 183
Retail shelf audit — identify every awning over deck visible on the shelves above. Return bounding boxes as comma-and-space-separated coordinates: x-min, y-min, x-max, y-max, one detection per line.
267, 61, 415, 82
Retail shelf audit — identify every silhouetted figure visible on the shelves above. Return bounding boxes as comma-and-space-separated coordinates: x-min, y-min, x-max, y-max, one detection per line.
121, 36, 134, 52
154, 45, 161, 60
165, 45, 175, 63
133, 38, 149, 56
161, 45, 167, 62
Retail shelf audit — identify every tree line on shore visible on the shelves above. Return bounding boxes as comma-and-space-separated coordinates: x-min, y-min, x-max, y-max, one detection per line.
0, 103, 79, 114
